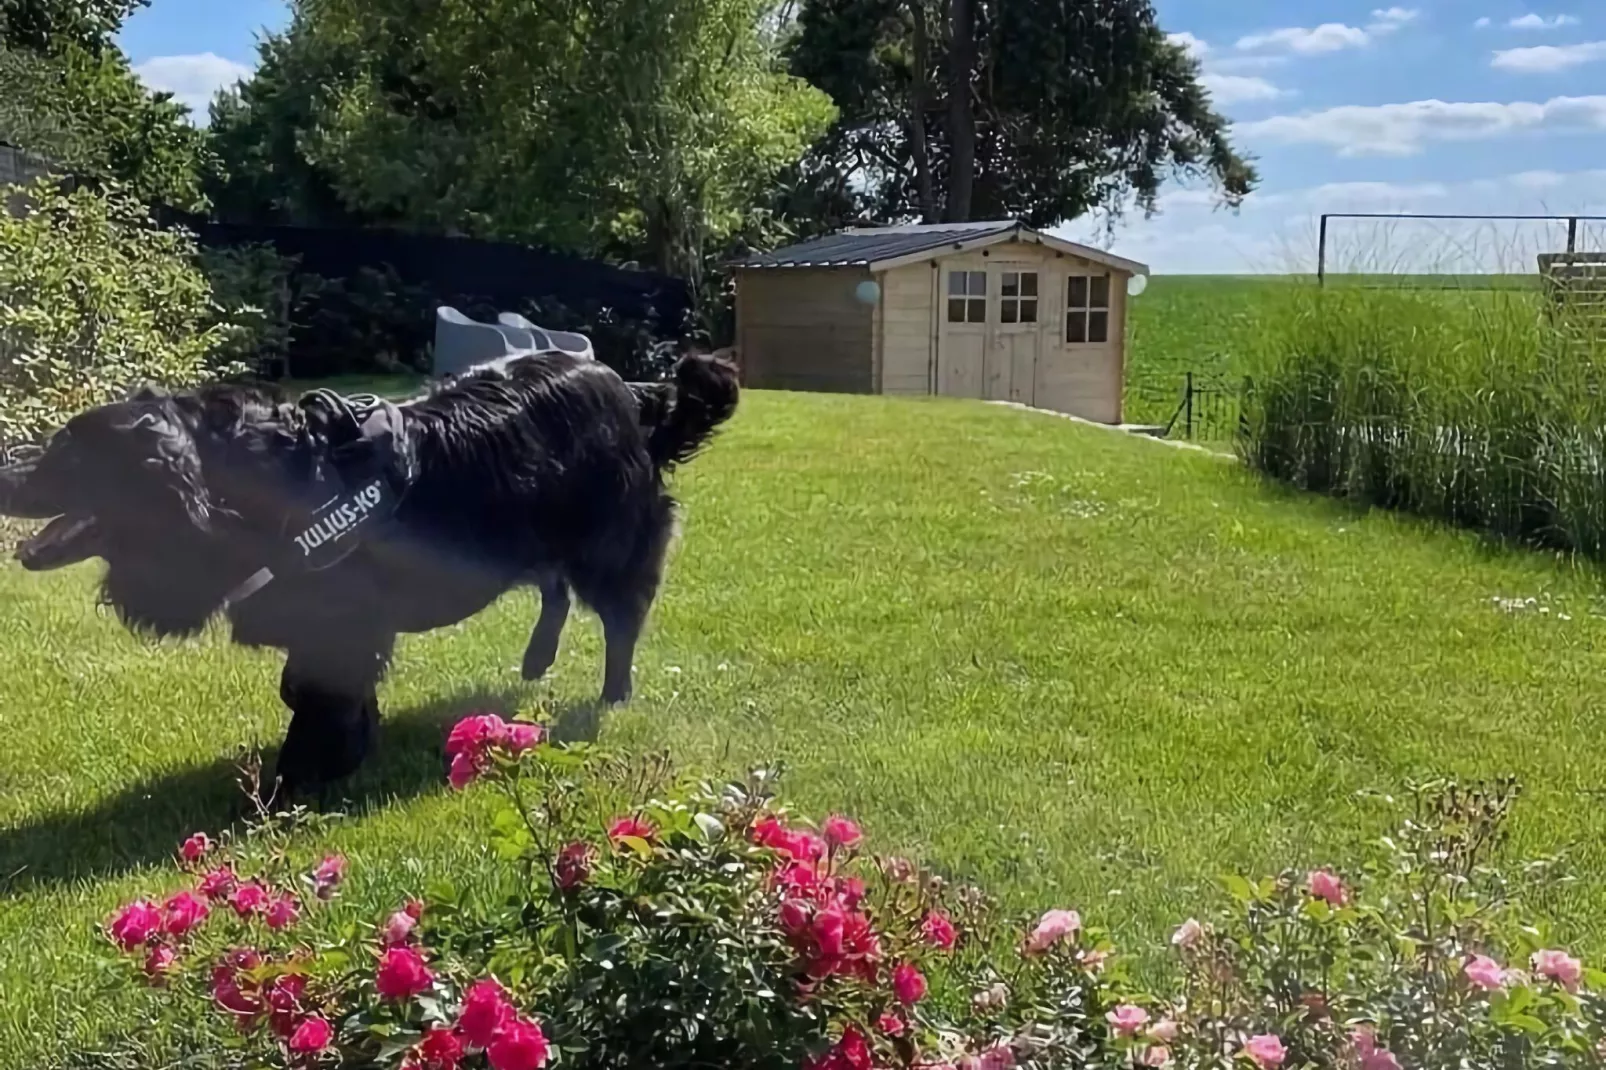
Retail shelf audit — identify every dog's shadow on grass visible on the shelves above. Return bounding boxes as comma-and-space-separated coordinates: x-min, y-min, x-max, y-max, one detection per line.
0, 687, 606, 896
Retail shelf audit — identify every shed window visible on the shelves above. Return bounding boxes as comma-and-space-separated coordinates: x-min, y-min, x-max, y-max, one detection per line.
1000, 272, 1038, 324
947, 271, 987, 323
1066, 273, 1111, 344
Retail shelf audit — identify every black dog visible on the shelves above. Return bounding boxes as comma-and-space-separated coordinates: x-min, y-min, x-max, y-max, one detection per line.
0, 352, 738, 797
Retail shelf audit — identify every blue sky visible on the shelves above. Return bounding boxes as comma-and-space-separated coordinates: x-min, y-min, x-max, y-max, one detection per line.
121, 0, 1606, 274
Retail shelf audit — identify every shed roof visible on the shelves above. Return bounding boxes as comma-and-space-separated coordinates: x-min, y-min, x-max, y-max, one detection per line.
728, 220, 1149, 276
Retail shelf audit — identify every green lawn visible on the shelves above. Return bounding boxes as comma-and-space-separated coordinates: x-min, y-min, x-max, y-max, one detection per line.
5, 389, 1606, 1066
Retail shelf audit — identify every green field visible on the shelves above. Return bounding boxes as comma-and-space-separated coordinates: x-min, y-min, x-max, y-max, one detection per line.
5, 389, 1606, 1065
1121, 274, 1549, 429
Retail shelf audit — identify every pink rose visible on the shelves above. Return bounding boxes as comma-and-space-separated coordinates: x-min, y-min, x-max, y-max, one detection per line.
488, 1018, 551, 1070
554, 842, 595, 890
1307, 868, 1348, 907
312, 854, 347, 898
108, 900, 162, 950
822, 815, 863, 851
1171, 918, 1204, 950
877, 1013, 905, 1036
265, 894, 300, 931
381, 908, 418, 947
197, 864, 237, 900
230, 881, 269, 918
457, 978, 515, 1049
143, 944, 178, 981
779, 898, 812, 933
446, 713, 510, 758
607, 814, 658, 845
1351, 1029, 1401, 1070
882, 856, 917, 883
1080, 948, 1110, 973
1023, 909, 1081, 955
1243, 1034, 1286, 1069
179, 832, 213, 863
211, 963, 263, 1019
162, 890, 210, 936
1141, 1047, 1171, 1067
922, 910, 958, 950
1107, 1004, 1151, 1036
978, 1044, 1017, 1070
893, 962, 927, 1005
288, 1015, 333, 1054
418, 1026, 466, 1069
1532, 948, 1583, 992
505, 722, 543, 754
375, 946, 434, 1001
1465, 954, 1507, 991
1150, 1019, 1179, 1043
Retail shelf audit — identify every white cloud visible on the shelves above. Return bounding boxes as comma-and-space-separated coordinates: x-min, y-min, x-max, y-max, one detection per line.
132, 53, 252, 122
1168, 31, 1210, 59
1234, 95, 1606, 156
1200, 73, 1289, 104
1208, 54, 1291, 73
1491, 40, 1606, 72
1236, 23, 1372, 54
1367, 7, 1420, 35
1475, 16, 1494, 28
1508, 13, 1581, 29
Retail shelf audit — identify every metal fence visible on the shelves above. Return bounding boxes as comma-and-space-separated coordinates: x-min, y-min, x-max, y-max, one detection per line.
1164, 372, 1246, 442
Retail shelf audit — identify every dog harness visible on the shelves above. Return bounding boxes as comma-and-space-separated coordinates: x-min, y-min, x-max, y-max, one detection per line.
224, 389, 416, 607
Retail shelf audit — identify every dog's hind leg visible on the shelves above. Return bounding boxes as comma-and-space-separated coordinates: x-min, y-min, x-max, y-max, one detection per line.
521, 572, 571, 681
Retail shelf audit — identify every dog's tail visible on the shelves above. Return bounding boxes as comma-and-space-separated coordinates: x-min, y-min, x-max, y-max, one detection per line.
630, 352, 740, 472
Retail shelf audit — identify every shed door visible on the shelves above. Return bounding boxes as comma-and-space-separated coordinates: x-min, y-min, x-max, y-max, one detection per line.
938, 267, 986, 397
991, 264, 1041, 405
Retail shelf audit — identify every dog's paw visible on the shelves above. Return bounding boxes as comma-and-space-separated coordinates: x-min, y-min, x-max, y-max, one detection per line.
521, 647, 557, 681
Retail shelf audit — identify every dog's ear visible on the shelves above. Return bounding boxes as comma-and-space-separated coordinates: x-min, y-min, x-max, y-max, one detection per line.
130, 383, 168, 402
119, 405, 215, 533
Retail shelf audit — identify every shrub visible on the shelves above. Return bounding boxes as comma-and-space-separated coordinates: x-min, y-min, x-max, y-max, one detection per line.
94, 724, 1604, 1069
1239, 280, 1606, 558
0, 177, 246, 446
199, 242, 303, 378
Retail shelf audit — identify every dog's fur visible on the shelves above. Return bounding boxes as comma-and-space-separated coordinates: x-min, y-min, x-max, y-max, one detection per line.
0, 352, 739, 797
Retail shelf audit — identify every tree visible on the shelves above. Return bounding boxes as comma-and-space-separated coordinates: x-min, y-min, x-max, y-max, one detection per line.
786, 0, 1255, 229
0, 0, 212, 212
211, 0, 833, 300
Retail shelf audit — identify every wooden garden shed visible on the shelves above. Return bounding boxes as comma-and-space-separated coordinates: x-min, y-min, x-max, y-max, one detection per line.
728, 220, 1149, 424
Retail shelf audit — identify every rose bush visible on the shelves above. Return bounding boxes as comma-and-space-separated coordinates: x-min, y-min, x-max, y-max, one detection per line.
97, 724, 1606, 1069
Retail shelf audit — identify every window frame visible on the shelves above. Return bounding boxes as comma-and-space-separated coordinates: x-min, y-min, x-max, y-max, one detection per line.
945, 270, 988, 324
1065, 272, 1112, 345
999, 270, 1039, 326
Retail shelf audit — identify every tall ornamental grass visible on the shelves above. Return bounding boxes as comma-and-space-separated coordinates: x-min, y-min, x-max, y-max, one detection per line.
1240, 277, 1606, 558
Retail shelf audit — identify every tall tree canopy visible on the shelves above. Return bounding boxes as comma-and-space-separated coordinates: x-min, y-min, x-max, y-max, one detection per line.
209, 0, 834, 300
786, 0, 1255, 229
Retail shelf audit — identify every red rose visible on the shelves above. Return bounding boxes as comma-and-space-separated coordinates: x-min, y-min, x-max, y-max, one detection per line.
143, 944, 178, 981
822, 815, 863, 851
266, 974, 307, 1038
375, 946, 434, 1002
448, 751, 483, 791
554, 842, 595, 890
921, 909, 958, 950
264, 894, 300, 931
607, 814, 658, 845
457, 978, 515, 1049
417, 1026, 466, 1070
488, 1018, 550, 1070
211, 965, 263, 1020
288, 1016, 333, 1054
162, 890, 210, 937
198, 865, 238, 900
505, 722, 543, 754
230, 882, 269, 918
779, 898, 812, 933
179, 832, 213, 863
108, 900, 162, 950
893, 962, 928, 1005
446, 713, 510, 760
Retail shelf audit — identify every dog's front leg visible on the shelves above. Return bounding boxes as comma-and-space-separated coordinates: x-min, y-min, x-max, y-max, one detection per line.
521, 573, 571, 681
270, 636, 394, 802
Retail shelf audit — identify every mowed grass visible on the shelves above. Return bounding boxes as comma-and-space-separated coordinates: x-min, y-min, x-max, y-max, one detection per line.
7, 390, 1606, 1064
